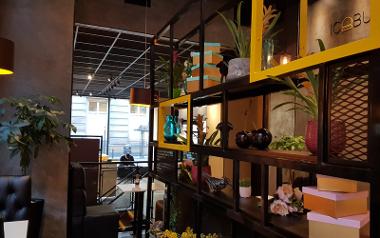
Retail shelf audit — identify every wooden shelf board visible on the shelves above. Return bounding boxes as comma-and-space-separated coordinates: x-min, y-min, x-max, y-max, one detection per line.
269, 214, 309, 238
191, 145, 317, 172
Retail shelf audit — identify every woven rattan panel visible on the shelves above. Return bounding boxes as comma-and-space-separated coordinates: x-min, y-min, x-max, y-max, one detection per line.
329, 59, 369, 163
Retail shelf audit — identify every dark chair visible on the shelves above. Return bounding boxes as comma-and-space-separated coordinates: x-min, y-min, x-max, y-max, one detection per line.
68, 162, 119, 238
0, 176, 43, 238
0, 176, 31, 221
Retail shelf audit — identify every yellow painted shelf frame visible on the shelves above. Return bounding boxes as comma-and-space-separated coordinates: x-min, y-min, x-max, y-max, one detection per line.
158, 95, 191, 152
250, 0, 380, 82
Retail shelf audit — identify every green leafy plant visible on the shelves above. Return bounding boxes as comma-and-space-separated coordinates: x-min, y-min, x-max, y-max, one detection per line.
0, 96, 76, 173
271, 40, 325, 119
218, 3, 281, 58
270, 136, 305, 151
218, 2, 250, 58
158, 53, 191, 97
239, 178, 251, 187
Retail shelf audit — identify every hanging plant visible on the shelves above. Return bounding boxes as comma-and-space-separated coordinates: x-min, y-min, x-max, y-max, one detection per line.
0, 96, 76, 173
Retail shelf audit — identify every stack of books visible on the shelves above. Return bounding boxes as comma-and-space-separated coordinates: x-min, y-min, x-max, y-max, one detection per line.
187, 42, 222, 93
303, 174, 370, 238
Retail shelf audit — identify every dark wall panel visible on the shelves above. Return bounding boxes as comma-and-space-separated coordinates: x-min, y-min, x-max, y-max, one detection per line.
0, 0, 75, 237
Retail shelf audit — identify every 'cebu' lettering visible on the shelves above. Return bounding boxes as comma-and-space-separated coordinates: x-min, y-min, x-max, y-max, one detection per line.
331, 11, 370, 35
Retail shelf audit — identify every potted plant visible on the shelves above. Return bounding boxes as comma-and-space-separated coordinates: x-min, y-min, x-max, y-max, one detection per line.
190, 114, 222, 184
0, 96, 76, 173
271, 40, 349, 155
159, 52, 192, 98
239, 178, 251, 198
219, 3, 280, 79
270, 135, 305, 151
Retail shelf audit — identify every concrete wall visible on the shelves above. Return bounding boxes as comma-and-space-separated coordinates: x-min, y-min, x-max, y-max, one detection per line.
0, 1, 75, 237
307, 0, 370, 53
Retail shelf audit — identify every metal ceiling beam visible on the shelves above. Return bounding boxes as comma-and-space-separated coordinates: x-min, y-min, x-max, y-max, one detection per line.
98, 47, 151, 95
73, 25, 79, 50
75, 23, 154, 39
116, 43, 194, 94
82, 32, 121, 94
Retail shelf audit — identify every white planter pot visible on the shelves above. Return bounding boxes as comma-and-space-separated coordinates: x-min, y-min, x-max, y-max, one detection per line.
227, 58, 250, 81
239, 186, 251, 198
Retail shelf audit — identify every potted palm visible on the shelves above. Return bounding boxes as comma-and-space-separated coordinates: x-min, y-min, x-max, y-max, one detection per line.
0, 96, 76, 173
219, 3, 280, 79
239, 178, 251, 198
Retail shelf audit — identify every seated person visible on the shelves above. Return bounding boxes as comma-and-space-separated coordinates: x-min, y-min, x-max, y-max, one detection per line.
117, 151, 135, 179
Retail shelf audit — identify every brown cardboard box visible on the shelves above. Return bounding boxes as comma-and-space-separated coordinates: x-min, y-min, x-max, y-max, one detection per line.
303, 187, 368, 218
317, 174, 359, 193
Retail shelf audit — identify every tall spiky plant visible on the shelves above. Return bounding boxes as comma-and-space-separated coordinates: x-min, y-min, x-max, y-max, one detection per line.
218, 2, 250, 58
219, 3, 281, 58
271, 40, 325, 119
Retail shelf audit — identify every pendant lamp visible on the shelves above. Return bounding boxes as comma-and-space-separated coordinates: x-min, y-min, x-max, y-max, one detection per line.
130, 87, 153, 107
0, 37, 14, 75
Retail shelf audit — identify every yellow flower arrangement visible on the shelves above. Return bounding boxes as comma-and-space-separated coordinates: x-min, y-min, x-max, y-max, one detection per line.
159, 227, 219, 238
180, 227, 196, 238
161, 229, 178, 238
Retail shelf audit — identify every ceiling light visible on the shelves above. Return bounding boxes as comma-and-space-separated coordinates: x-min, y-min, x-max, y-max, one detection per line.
107, 78, 111, 82
87, 74, 93, 80
89, 92, 93, 96
0, 37, 14, 75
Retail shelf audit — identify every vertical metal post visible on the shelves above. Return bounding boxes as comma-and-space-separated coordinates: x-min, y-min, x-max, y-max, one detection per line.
233, 160, 240, 211
260, 164, 269, 226
222, 90, 229, 149
164, 184, 171, 229
169, 24, 174, 99
368, 50, 380, 238
318, 64, 328, 165
145, 39, 156, 237
199, 0, 205, 91
106, 97, 111, 155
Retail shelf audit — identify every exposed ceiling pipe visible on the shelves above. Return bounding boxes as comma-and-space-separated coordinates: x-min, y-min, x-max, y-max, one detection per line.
82, 32, 121, 94
120, 43, 195, 93
73, 25, 79, 50
98, 47, 151, 95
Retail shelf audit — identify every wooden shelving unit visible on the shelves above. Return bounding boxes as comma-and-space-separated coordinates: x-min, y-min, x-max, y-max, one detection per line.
143, 0, 380, 237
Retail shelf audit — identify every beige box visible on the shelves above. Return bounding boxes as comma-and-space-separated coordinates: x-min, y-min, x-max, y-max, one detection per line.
186, 75, 220, 93
317, 174, 359, 193
308, 211, 369, 238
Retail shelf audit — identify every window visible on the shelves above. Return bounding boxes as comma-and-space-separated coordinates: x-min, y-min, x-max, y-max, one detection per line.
89, 101, 97, 112
88, 98, 108, 113
71, 96, 150, 162
130, 105, 148, 115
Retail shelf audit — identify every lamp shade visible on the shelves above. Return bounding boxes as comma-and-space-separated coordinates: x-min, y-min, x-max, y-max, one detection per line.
130, 87, 155, 106
0, 37, 14, 75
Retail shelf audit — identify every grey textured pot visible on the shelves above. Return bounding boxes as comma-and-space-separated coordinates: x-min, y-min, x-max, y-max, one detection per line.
226, 58, 250, 81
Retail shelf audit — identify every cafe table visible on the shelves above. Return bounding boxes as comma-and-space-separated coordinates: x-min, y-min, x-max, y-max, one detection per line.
117, 182, 164, 238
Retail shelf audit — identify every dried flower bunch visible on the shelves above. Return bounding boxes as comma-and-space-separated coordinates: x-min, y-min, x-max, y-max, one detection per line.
270, 184, 304, 216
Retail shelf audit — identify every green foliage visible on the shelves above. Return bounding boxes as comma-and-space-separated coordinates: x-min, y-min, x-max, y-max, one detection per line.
270, 39, 325, 119
239, 178, 251, 187
0, 96, 76, 173
270, 136, 305, 151
271, 73, 319, 119
218, 2, 250, 58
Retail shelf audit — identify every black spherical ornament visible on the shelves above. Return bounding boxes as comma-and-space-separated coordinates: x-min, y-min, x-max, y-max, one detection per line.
249, 130, 258, 147
235, 131, 250, 149
252, 128, 272, 150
